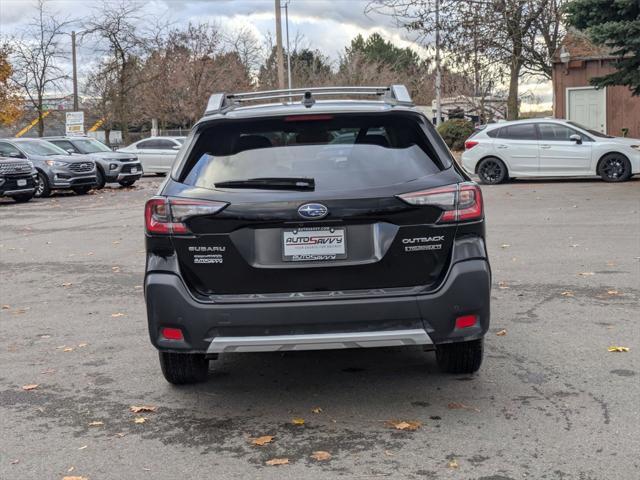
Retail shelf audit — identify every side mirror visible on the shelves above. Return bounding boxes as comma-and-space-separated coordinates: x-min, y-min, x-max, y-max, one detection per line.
8, 151, 24, 159
569, 134, 582, 145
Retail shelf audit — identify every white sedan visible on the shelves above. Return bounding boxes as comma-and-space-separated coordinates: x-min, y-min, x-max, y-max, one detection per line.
461, 119, 640, 184
118, 136, 185, 175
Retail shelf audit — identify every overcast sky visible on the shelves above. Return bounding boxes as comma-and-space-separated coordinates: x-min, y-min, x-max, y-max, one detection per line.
0, 0, 551, 110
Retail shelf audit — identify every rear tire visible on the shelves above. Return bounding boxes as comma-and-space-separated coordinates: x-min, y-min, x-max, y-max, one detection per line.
477, 157, 508, 185
598, 153, 631, 182
159, 351, 209, 385
436, 338, 484, 374
73, 185, 92, 195
155, 172, 167, 177
35, 172, 51, 198
13, 192, 34, 203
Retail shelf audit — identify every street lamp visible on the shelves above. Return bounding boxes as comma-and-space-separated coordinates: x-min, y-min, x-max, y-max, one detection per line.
282, 1, 292, 91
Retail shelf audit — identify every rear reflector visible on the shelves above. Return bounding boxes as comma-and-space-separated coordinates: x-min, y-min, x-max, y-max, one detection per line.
464, 140, 479, 150
145, 197, 227, 235
455, 315, 477, 329
161, 327, 183, 340
397, 182, 483, 223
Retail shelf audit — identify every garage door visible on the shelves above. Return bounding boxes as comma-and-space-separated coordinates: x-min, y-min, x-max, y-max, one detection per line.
567, 87, 606, 133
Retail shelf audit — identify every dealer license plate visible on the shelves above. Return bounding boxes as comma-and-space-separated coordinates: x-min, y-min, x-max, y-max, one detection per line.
283, 227, 346, 262
131, 167, 138, 174
17, 179, 27, 186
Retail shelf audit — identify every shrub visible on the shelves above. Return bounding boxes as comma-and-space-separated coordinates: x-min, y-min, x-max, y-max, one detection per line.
437, 119, 475, 151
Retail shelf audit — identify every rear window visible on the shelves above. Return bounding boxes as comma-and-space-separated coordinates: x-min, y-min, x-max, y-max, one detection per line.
180, 114, 447, 191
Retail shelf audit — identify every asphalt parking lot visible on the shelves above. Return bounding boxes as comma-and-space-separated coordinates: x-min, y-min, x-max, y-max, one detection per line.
1, 176, 639, 479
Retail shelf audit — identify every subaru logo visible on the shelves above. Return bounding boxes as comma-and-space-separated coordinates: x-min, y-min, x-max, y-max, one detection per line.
298, 203, 328, 220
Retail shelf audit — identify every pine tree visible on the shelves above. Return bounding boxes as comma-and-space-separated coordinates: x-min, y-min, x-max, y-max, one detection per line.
567, 0, 640, 95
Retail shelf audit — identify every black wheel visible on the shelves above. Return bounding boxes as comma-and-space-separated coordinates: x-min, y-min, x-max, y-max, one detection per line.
477, 157, 508, 185
598, 153, 631, 182
73, 185, 92, 195
159, 352, 209, 385
95, 168, 106, 189
13, 192, 34, 203
118, 178, 136, 187
436, 338, 484, 374
155, 172, 167, 177
35, 172, 51, 198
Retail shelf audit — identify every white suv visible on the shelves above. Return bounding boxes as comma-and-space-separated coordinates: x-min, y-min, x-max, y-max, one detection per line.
461, 119, 640, 184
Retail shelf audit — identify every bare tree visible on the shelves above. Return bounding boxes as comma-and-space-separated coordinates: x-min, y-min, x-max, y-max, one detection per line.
225, 27, 263, 79
10, 0, 71, 136
368, 0, 562, 120
83, 0, 163, 142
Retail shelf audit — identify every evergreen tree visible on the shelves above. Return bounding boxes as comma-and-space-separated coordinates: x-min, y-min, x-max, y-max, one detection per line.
567, 0, 640, 95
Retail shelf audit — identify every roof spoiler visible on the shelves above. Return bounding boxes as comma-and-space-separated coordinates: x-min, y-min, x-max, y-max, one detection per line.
204, 85, 413, 115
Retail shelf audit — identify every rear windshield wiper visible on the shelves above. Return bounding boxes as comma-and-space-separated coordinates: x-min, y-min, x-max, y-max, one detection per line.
214, 177, 315, 191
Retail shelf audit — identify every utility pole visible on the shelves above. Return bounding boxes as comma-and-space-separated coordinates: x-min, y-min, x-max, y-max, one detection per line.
435, 0, 442, 126
274, 0, 285, 89
71, 30, 79, 111
284, 1, 292, 90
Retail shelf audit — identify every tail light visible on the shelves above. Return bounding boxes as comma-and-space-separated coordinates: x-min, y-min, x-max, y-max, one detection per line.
398, 182, 483, 223
464, 140, 479, 150
145, 197, 228, 235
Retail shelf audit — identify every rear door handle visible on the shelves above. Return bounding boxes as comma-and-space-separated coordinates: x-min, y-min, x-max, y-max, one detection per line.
496, 144, 508, 149
540, 145, 551, 149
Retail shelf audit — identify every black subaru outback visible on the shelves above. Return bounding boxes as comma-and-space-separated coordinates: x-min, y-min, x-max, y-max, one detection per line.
144, 86, 491, 384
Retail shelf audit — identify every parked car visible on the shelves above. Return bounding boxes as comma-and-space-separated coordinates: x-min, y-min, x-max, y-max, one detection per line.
44, 136, 142, 188
144, 85, 490, 384
0, 138, 97, 197
461, 118, 640, 184
0, 156, 38, 202
118, 136, 185, 175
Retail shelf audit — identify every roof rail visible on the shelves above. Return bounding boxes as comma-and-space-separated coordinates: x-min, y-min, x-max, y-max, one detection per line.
204, 85, 413, 115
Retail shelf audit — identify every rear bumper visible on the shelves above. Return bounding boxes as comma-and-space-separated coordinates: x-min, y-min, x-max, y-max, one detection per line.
145, 258, 491, 353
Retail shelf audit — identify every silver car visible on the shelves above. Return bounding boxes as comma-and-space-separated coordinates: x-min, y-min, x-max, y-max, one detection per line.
45, 136, 143, 188
117, 136, 185, 175
0, 138, 97, 197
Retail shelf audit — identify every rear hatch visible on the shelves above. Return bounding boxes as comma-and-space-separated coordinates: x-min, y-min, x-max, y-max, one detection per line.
152, 112, 477, 298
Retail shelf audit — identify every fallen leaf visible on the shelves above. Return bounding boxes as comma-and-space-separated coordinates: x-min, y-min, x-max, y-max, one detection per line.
63, 347, 74, 352
384, 450, 394, 456
111, 313, 125, 318
111, 266, 120, 273
311, 407, 323, 414
498, 281, 509, 289
251, 435, 274, 446
78, 445, 88, 450
447, 459, 459, 469
78, 343, 88, 348
88, 421, 104, 427
500, 244, 510, 248
560, 291, 574, 297
62, 476, 88, 480
606, 290, 621, 296
292, 417, 305, 426
10, 459, 19, 464
608, 346, 630, 353
310, 451, 331, 461
447, 402, 480, 412
496, 329, 507, 336
22, 384, 38, 391
133, 417, 146, 424
578, 272, 595, 276
130, 405, 157, 413
61, 282, 73, 287
114, 432, 126, 438
1, 304, 10, 310
68, 466, 75, 472
386, 420, 421, 431
570, 244, 580, 248
11, 308, 29, 314
265, 458, 289, 466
